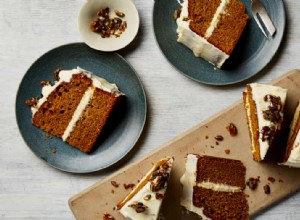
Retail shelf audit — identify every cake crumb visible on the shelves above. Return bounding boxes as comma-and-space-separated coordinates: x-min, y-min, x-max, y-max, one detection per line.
263, 185, 271, 194
224, 149, 230, 154
51, 147, 57, 154
210, 146, 214, 149
205, 135, 209, 139
267, 177, 275, 183
111, 181, 120, 188
216, 141, 219, 145
279, 179, 284, 183
111, 189, 114, 194
44, 133, 52, 138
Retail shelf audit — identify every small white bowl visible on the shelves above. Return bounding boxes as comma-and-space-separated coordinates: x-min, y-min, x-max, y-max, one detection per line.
78, 0, 140, 51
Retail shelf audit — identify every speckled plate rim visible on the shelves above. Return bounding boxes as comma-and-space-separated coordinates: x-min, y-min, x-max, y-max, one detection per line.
15, 43, 147, 173
152, 0, 286, 85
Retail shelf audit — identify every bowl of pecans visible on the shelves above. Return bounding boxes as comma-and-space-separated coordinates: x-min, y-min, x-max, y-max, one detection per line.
78, 0, 139, 51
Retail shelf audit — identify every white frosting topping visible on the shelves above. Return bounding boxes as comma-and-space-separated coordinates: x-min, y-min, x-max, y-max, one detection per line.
119, 157, 173, 220
31, 67, 122, 116
180, 154, 243, 219
250, 83, 287, 160
176, 0, 229, 68
282, 102, 300, 168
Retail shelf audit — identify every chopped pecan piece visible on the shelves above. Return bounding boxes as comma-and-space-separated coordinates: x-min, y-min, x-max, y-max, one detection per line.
103, 213, 114, 220
128, 202, 148, 213
226, 123, 238, 136
111, 181, 119, 188
25, 97, 38, 107
214, 135, 224, 141
246, 177, 260, 190
263, 184, 271, 194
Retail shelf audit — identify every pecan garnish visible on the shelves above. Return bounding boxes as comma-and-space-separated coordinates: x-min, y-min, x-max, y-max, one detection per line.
53, 66, 62, 81
90, 7, 127, 38
123, 183, 135, 190
111, 181, 119, 188
25, 97, 38, 107
149, 165, 170, 192
143, 194, 151, 201
115, 10, 125, 18
246, 177, 260, 190
128, 202, 148, 213
173, 7, 182, 20
261, 126, 276, 142
103, 213, 114, 220
263, 184, 271, 194
226, 123, 238, 136
214, 135, 224, 141
267, 177, 275, 183
155, 193, 164, 200
263, 109, 281, 123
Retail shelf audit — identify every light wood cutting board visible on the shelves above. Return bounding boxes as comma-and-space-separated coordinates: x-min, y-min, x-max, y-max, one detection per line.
69, 70, 300, 220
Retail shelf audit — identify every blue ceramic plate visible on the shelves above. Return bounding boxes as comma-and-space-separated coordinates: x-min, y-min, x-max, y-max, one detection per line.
16, 43, 147, 173
153, 0, 285, 85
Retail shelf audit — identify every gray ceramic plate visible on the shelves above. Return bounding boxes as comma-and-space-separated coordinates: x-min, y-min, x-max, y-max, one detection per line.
16, 43, 147, 173
153, 0, 285, 85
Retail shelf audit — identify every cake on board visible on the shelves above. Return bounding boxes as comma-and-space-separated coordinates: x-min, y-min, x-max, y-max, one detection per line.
282, 101, 300, 167
243, 83, 287, 161
117, 156, 174, 220
180, 154, 249, 220
28, 67, 124, 153
176, 0, 249, 68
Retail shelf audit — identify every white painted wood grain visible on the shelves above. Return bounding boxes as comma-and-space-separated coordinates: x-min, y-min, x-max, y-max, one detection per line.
0, 0, 299, 219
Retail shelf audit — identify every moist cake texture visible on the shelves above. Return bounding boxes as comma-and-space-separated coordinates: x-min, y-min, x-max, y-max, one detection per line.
117, 157, 174, 220
180, 154, 249, 220
29, 67, 124, 153
282, 102, 300, 167
176, 0, 249, 68
243, 83, 287, 161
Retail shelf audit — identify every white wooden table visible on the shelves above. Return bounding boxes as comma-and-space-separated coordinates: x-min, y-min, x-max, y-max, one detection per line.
0, 0, 299, 219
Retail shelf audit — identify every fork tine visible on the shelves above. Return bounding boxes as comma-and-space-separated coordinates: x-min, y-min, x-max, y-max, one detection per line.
253, 13, 268, 38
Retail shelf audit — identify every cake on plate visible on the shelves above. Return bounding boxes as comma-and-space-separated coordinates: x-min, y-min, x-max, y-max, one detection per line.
117, 156, 174, 220
176, 0, 249, 68
180, 154, 249, 220
243, 83, 287, 161
28, 67, 124, 153
282, 102, 300, 168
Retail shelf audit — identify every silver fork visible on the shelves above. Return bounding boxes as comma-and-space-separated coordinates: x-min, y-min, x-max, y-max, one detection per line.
251, 0, 276, 38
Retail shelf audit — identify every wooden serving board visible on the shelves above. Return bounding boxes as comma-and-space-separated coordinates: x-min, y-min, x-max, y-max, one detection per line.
69, 70, 300, 220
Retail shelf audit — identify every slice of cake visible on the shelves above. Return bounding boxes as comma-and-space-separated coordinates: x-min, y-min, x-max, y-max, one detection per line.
180, 154, 249, 220
282, 102, 300, 168
176, 0, 249, 68
117, 156, 174, 220
28, 67, 124, 153
243, 83, 287, 161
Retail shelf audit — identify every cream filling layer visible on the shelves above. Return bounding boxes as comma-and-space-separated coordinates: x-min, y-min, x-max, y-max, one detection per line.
205, 0, 230, 38
282, 102, 300, 168
62, 87, 94, 141
250, 83, 287, 160
176, 0, 229, 68
180, 154, 243, 220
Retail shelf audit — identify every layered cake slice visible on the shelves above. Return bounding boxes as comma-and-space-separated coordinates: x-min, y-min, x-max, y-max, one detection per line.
282, 102, 300, 168
243, 83, 287, 161
28, 67, 124, 153
180, 154, 249, 220
117, 156, 174, 220
176, 0, 249, 68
